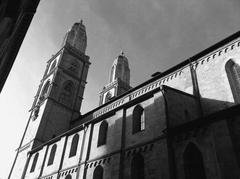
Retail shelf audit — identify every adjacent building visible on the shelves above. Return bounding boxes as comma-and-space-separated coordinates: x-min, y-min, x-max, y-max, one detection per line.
0, 0, 40, 92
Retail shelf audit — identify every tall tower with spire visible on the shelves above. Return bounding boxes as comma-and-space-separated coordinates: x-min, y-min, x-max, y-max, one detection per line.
9, 20, 90, 179
99, 51, 131, 105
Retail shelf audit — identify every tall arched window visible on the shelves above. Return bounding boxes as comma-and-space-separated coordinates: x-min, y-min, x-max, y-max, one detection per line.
59, 81, 74, 105
132, 105, 145, 134
69, 134, 79, 157
131, 153, 145, 179
97, 121, 108, 147
65, 174, 72, 179
183, 143, 206, 179
47, 144, 57, 166
93, 165, 103, 179
225, 59, 240, 103
110, 65, 116, 82
39, 81, 50, 102
49, 60, 56, 72
30, 153, 39, 173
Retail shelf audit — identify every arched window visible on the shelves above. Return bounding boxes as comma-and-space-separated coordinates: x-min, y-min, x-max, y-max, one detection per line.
225, 59, 240, 103
39, 81, 50, 102
69, 134, 79, 157
49, 60, 56, 72
105, 91, 112, 103
47, 144, 57, 166
59, 81, 74, 105
183, 143, 206, 179
30, 153, 39, 173
65, 174, 72, 179
131, 153, 145, 179
110, 65, 116, 82
132, 105, 145, 134
97, 121, 108, 147
93, 165, 103, 179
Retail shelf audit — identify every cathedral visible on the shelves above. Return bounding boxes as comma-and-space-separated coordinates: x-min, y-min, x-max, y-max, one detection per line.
8, 20, 240, 179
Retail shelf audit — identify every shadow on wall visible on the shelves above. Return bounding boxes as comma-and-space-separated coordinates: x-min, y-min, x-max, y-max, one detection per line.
169, 96, 240, 179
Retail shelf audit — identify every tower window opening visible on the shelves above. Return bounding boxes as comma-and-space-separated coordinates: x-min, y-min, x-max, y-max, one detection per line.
49, 60, 56, 72
105, 91, 113, 103
132, 105, 145, 134
39, 81, 50, 102
97, 121, 108, 147
110, 65, 116, 82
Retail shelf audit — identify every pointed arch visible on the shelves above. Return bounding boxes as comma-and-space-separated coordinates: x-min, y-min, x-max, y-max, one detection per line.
47, 144, 57, 166
131, 153, 145, 179
69, 134, 79, 157
225, 59, 240, 103
30, 153, 39, 173
97, 121, 108, 147
132, 105, 145, 134
65, 174, 72, 179
93, 165, 103, 179
39, 80, 50, 102
49, 60, 57, 72
183, 142, 206, 179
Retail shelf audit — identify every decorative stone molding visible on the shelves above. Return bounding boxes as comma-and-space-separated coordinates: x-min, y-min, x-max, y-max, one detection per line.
59, 167, 78, 177
86, 157, 111, 169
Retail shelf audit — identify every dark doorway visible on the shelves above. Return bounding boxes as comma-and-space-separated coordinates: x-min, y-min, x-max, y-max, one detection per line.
183, 143, 206, 179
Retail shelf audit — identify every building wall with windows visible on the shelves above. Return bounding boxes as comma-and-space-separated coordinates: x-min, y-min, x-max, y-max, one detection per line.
9, 22, 240, 179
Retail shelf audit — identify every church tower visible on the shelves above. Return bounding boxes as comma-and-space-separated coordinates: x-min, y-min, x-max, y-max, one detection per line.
9, 20, 90, 179
99, 51, 131, 105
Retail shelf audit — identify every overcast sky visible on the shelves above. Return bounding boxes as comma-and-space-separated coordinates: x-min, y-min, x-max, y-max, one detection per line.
1, 0, 240, 178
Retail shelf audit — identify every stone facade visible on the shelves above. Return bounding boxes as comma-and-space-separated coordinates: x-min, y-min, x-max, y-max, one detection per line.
9, 21, 240, 179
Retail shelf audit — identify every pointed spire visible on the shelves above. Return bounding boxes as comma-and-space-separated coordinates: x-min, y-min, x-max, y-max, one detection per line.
61, 20, 87, 53
120, 50, 125, 57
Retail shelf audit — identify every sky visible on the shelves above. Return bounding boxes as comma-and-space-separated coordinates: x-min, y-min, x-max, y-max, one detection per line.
1, 0, 240, 178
